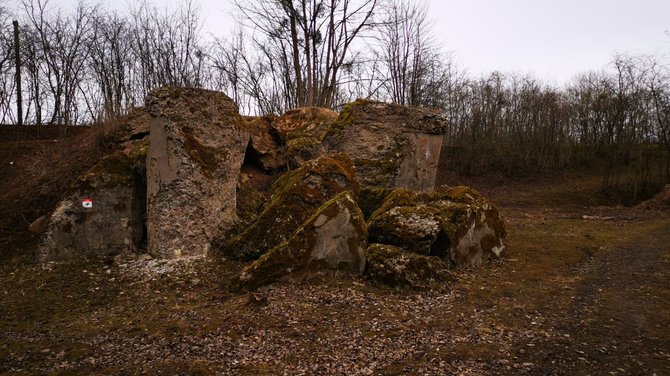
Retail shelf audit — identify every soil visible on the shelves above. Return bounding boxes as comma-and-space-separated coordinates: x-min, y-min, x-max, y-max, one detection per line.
0, 131, 668, 375
0, 126, 99, 262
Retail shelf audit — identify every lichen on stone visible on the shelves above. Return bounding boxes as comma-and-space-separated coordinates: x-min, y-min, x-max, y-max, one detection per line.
367, 185, 507, 268
269, 107, 339, 167
218, 154, 360, 261
285, 135, 324, 165
322, 99, 447, 190
323, 99, 370, 139
237, 191, 367, 290
365, 243, 451, 288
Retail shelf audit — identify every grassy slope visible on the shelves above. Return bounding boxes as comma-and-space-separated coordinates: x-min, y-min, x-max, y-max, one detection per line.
0, 125, 119, 262
0, 132, 668, 375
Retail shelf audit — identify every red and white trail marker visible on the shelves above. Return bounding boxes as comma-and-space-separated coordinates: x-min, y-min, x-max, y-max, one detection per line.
82, 198, 93, 208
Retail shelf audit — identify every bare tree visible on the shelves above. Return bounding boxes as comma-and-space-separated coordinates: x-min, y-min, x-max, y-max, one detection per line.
87, 9, 132, 121
128, 0, 207, 99
226, 0, 379, 112
0, 5, 16, 123
647, 58, 670, 179
374, 0, 447, 107
22, 0, 95, 130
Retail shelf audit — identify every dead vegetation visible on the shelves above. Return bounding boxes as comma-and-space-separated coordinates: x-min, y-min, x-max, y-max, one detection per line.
0, 119, 136, 261
0, 131, 668, 374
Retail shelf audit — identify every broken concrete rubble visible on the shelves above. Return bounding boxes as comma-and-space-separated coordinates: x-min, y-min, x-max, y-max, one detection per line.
219, 154, 359, 261
237, 191, 367, 290
365, 243, 451, 288
276, 107, 339, 166
367, 186, 507, 268
323, 99, 447, 191
272, 107, 339, 144
35, 86, 507, 291
146, 86, 249, 258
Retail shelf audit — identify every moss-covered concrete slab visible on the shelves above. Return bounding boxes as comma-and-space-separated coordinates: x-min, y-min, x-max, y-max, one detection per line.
273, 107, 339, 143
323, 99, 448, 191
37, 144, 148, 261
365, 243, 451, 288
238, 191, 367, 290
146, 87, 249, 258
219, 154, 360, 261
275, 107, 339, 167
367, 185, 507, 268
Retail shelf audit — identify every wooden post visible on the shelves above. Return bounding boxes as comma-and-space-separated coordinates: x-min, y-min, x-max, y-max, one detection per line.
13, 20, 23, 127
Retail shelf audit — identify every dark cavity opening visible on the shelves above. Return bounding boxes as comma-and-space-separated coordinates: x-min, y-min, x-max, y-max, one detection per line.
129, 130, 150, 141
131, 161, 148, 250
429, 231, 451, 262
242, 139, 263, 169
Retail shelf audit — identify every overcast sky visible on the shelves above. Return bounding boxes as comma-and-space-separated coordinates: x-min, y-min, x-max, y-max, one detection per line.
9, 0, 670, 85
429, 0, 670, 84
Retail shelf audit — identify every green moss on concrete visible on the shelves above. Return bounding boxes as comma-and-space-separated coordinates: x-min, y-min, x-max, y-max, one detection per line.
283, 109, 336, 140
182, 127, 220, 177
237, 191, 366, 290
87, 152, 134, 182
431, 185, 483, 204
368, 185, 489, 222
220, 154, 360, 261
365, 243, 450, 288
285, 136, 323, 164
271, 107, 339, 166
72, 142, 148, 193
126, 140, 149, 161
324, 99, 373, 139
366, 185, 508, 267
286, 136, 318, 153
269, 153, 360, 204
367, 188, 418, 222
358, 186, 395, 220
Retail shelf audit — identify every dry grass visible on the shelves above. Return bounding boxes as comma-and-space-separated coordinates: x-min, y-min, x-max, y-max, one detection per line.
0, 159, 668, 374
0, 120, 126, 261
0, 124, 668, 374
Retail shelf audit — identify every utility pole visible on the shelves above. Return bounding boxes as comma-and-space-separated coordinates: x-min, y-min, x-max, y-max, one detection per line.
13, 20, 23, 127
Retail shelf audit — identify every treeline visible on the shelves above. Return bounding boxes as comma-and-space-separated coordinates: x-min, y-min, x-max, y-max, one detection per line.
0, 0, 668, 198
0, 0, 449, 123
442, 56, 670, 198
0, 0, 207, 127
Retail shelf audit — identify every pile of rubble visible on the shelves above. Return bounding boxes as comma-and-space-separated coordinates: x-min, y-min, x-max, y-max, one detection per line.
36, 87, 507, 289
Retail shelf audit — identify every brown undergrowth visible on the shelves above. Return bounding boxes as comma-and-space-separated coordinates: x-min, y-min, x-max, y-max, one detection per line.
0, 133, 668, 374
0, 121, 128, 262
